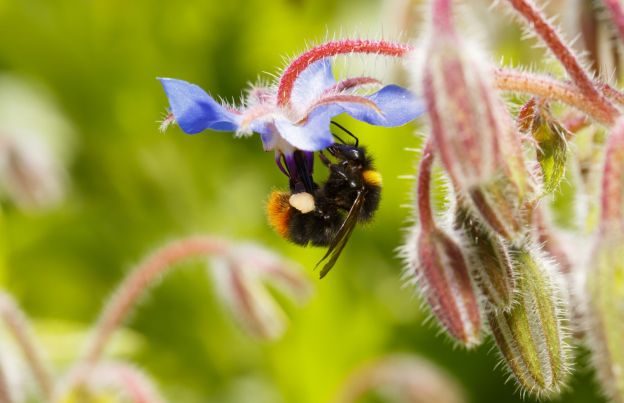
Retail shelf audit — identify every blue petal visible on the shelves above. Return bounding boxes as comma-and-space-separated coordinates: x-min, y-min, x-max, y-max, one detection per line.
290, 59, 336, 108
274, 116, 335, 151
282, 85, 423, 151
354, 85, 424, 127
158, 78, 240, 134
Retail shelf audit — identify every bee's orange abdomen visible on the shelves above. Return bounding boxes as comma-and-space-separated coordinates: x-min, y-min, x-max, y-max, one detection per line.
267, 191, 292, 239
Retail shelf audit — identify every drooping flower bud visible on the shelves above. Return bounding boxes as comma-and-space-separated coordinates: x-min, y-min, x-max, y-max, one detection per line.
583, 117, 624, 403
58, 361, 165, 403
488, 245, 571, 396
453, 202, 516, 310
585, 239, 624, 403
335, 354, 467, 403
413, 0, 529, 195
406, 225, 483, 347
406, 140, 483, 347
208, 243, 313, 340
0, 75, 74, 211
467, 175, 531, 241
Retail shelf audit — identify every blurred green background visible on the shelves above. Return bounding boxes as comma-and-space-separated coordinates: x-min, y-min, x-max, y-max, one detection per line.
0, 0, 608, 402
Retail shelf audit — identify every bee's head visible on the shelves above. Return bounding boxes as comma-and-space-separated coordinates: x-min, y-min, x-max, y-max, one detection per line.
328, 143, 366, 163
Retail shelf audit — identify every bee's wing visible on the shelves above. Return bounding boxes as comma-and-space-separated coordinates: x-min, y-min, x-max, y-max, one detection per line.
316, 190, 364, 279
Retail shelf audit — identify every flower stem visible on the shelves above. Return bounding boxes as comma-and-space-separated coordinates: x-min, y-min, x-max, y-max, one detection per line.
494, 68, 618, 125
277, 39, 411, 107
0, 293, 53, 400
602, 0, 624, 43
417, 139, 435, 232
82, 237, 229, 366
505, 0, 619, 123
600, 118, 624, 234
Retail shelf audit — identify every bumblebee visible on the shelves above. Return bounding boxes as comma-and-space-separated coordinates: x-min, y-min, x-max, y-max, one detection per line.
267, 123, 382, 278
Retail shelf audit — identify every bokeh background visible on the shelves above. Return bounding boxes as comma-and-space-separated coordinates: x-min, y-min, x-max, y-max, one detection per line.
0, 0, 610, 402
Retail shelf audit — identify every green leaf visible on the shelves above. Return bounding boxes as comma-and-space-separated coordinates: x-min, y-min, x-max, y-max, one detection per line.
532, 112, 569, 194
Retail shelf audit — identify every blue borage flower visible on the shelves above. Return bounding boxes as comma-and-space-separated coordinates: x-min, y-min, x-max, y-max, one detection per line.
159, 58, 423, 183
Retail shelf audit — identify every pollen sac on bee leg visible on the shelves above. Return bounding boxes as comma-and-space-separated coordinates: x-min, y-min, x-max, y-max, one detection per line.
487, 245, 571, 397
408, 225, 483, 348
453, 201, 516, 311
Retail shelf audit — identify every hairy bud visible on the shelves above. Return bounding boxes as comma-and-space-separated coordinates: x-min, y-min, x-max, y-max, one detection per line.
453, 203, 516, 310
488, 246, 571, 397
467, 176, 530, 241
414, 0, 529, 196
335, 355, 467, 403
584, 240, 624, 403
406, 225, 483, 347
584, 117, 624, 402
209, 243, 313, 340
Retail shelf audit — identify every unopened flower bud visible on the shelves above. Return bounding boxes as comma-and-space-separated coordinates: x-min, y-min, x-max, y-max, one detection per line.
488, 245, 571, 396
412, 0, 529, 195
406, 225, 483, 347
584, 239, 624, 403
208, 243, 313, 340
453, 202, 516, 310
335, 355, 467, 403
467, 175, 530, 241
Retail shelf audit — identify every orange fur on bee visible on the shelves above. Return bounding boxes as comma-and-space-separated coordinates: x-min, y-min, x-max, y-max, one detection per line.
267, 191, 292, 239
362, 170, 382, 186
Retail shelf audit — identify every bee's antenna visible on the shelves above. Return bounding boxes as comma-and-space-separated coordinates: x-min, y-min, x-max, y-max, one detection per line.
331, 132, 347, 144
330, 121, 359, 147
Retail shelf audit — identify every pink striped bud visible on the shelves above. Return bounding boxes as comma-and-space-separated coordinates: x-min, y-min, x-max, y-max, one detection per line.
406, 225, 483, 347
336, 355, 467, 403
467, 177, 531, 241
209, 243, 313, 340
414, 0, 529, 196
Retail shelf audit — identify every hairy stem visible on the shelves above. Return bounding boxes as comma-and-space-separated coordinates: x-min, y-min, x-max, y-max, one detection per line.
82, 237, 229, 366
277, 39, 411, 106
417, 139, 435, 232
0, 293, 53, 400
494, 68, 618, 125
506, 0, 619, 124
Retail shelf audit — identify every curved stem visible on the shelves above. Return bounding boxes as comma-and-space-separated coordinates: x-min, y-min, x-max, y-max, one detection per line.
82, 237, 229, 366
494, 68, 619, 126
0, 293, 53, 400
506, 0, 618, 121
417, 139, 436, 232
276, 40, 411, 107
